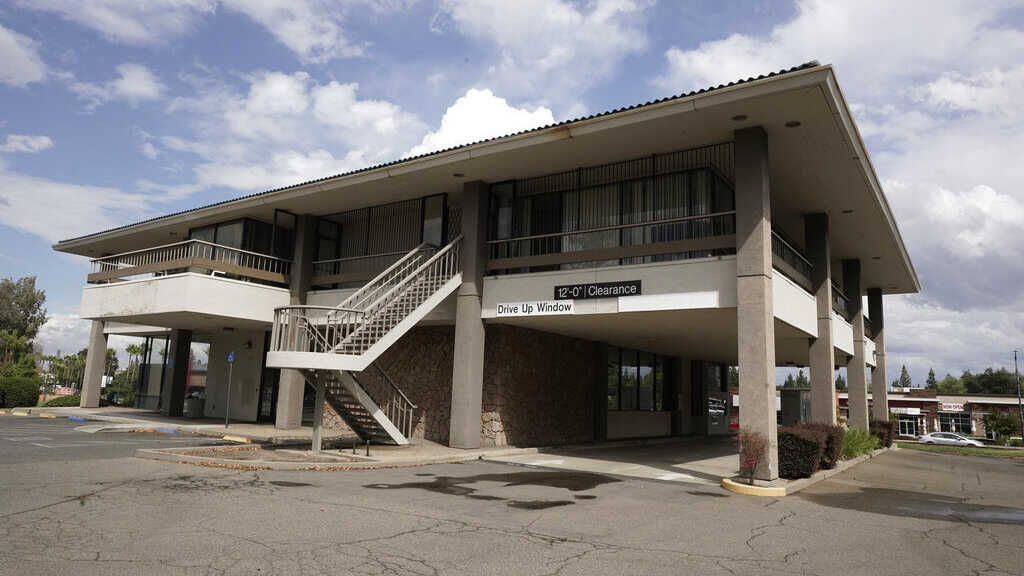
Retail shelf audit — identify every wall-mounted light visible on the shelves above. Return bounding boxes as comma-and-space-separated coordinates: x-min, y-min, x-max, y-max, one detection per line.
732, 114, 748, 121
785, 120, 801, 128
452, 172, 465, 178
841, 209, 854, 214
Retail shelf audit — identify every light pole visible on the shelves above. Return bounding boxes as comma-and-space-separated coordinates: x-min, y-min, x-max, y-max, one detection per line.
1015, 351, 1023, 443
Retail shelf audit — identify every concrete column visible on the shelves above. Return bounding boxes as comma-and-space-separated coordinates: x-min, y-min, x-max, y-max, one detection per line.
311, 379, 325, 453
844, 260, 869, 431
80, 320, 107, 408
734, 127, 778, 480
868, 288, 888, 422
449, 181, 488, 449
160, 329, 192, 417
804, 213, 836, 425
276, 214, 317, 429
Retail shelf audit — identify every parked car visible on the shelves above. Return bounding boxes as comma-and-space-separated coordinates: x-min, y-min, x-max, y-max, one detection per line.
918, 432, 984, 447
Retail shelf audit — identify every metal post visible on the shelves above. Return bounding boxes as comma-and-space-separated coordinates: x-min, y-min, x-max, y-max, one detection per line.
312, 380, 324, 455
1015, 350, 1023, 443
225, 351, 234, 429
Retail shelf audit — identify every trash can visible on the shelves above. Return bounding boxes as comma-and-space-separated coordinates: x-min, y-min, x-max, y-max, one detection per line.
183, 397, 205, 418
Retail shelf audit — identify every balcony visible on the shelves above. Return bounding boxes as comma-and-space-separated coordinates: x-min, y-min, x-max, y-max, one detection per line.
770, 230, 812, 292
486, 212, 737, 272
82, 240, 291, 330
88, 240, 291, 286
831, 281, 850, 321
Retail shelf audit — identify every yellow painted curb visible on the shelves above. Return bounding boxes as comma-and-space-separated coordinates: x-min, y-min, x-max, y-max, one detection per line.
721, 477, 787, 497
222, 435, 252, 444
12, 410, 31, 416
39, 413, 57, 419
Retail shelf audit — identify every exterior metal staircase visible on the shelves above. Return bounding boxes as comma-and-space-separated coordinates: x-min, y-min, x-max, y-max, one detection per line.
267, 235, 463, 445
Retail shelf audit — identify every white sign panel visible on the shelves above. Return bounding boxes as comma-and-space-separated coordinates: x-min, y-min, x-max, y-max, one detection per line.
496, 300, 574, 317
940, 403, 965, 412
890, 407, 921, 415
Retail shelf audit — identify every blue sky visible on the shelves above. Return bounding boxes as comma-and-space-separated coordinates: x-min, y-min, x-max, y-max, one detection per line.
1, 1, 1023, 384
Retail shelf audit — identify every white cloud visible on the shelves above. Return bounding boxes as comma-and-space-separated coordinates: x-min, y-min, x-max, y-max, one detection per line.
140, 141, 160, 159
16, 0, 216, 46
221, 0, 365, 63
35, 313, 92, 357
437, 0, 650, 115
408, 88, 553, 156
0, 134, 54, 154
162, 68, 429, 192
654, 0, 1024, 96
18, 0, 408, 64
71, 63, 166, 109
0, 167, 149, 244
920, 66, 1024, 118
0, 23, 48, 87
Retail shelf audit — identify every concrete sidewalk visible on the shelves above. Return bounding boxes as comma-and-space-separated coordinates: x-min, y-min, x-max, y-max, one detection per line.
38, 406, 352, 444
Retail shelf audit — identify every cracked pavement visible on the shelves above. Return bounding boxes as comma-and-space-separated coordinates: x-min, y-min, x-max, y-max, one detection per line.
0, 418, 1022, 575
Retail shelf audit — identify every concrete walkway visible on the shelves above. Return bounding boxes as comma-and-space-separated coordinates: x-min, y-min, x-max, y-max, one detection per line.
485, 436, 738, 486
38, 406, 353, 444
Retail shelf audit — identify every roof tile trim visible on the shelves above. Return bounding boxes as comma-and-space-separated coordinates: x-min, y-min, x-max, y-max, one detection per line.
58, 61, 821, 245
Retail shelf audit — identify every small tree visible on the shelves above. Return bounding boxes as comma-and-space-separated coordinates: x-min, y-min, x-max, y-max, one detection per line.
925, 368, 937, 389
983, 411, 1021, 445
835, 373, 847, 391
737, 427, 769, 485
795, 369, 809, 389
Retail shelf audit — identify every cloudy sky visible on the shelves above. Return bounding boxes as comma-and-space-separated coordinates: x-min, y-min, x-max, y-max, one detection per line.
1, 0, 1022, 384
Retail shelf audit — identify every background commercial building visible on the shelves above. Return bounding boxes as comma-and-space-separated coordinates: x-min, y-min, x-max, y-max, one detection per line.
54, 62, 918, 480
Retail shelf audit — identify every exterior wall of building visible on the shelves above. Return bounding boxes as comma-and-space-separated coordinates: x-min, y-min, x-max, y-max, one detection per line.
772, 271, 817, 337
203, 329, 266, 422
481, 325, 599, 447
81, 273, 289, 324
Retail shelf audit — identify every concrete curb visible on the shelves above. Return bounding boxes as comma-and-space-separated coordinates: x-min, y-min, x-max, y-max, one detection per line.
135, 444, 545, 471
721, 445, 894, 497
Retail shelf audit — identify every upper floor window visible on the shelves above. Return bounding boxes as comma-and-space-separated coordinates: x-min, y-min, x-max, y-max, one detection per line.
487, 143, 736, 273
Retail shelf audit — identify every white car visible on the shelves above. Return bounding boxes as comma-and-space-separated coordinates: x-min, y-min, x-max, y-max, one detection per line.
918, 432, 984, 447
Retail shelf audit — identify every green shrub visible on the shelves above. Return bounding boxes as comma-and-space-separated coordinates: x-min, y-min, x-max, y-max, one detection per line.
0, 376, 41, 408
803, 423, 845, 470
1010, 438, 1023, 448
841, 428, 880, 459
778, 425, 827, 479
43, 394, 81, 407
869, 420, 895, 447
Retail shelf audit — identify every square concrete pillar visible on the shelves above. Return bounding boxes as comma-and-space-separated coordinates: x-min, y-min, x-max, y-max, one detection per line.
449, 181, 488, 449
804, 213, 836, 425
276, 213, 317, 429
843, 260, 869, 431
868, 288, 888, 422
160, 329, 192, 417
80, 320, 107, 408
734, 127, 778, 480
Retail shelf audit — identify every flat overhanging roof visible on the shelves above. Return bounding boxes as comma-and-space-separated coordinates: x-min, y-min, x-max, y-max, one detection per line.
54, 62, 919, 295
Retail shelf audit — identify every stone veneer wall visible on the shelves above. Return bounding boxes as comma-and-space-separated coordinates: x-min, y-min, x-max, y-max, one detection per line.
481, 325, 598, 447
351, 326, 455, 444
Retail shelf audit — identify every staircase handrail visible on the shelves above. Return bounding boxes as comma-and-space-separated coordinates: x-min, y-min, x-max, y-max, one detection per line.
337, 242, 432, 311
375, 364, 417, 409
357, 234, 463, 318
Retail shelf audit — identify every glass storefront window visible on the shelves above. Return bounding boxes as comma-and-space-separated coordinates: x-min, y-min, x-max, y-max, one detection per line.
607, 346, 620, 410
620, 349, 638, 411
607, 346, 665, 412
939, 412, 972, 434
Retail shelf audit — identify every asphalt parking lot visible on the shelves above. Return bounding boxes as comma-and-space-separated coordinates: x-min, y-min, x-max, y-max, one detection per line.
0, 415, 221, 464
0, 416, 1021, 575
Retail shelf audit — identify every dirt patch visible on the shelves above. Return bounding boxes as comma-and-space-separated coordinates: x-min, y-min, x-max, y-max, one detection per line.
178, 446, 358, 463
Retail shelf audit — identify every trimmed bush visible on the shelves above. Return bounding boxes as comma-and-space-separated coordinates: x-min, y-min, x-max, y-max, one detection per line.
43, 394, 81, 407
841, 428, 880, 459
870, 420, 896, 448
0, 376, 41, 408
778, 425, 827, 479
803, 423, 845, 469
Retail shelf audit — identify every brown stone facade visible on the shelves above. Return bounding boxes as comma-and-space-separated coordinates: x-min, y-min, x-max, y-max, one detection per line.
322, 323, 599, 448
356, 325, 455, 444
480, 325, 598, 447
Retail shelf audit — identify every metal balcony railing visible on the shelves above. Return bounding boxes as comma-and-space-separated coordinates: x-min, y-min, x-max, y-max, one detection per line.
771, 230, 813, 291
486, 211, 736, 271
87, 239, 291, 285
832, 281, 850, 321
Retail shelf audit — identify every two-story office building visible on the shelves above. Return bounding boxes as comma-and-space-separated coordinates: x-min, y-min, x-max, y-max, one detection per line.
54, 62, 918, 480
